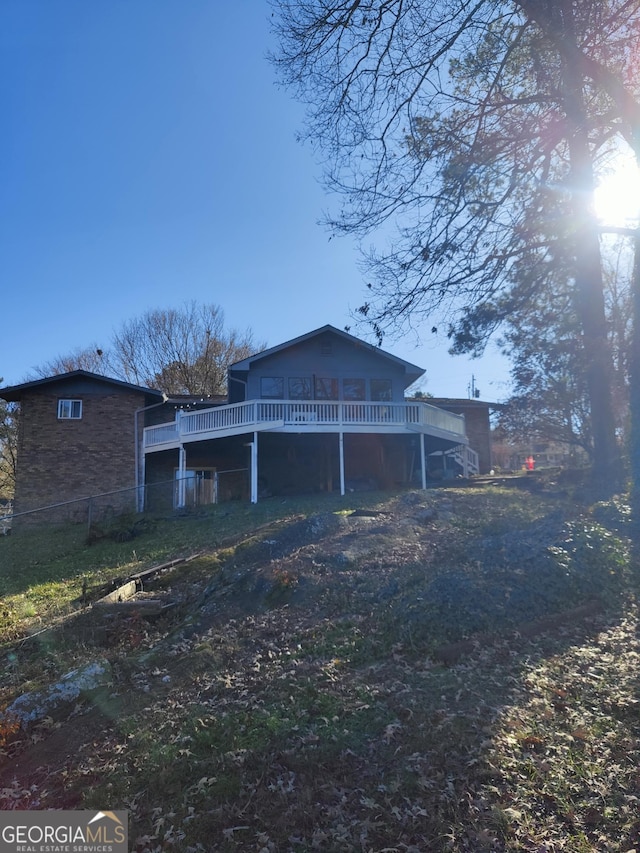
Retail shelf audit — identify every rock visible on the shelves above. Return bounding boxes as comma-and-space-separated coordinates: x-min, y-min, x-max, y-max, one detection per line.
306, 513, 348, 538
5, 660, 113, 726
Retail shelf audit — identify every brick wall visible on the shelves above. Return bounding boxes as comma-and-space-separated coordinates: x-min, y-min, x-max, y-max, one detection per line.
13, 389, 146, 518
429, 400, 492, 474
460, 407, 492, 474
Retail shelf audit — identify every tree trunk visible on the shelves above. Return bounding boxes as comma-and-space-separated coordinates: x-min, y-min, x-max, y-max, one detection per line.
560, 3, 619, 487
567, 153, 619, 483
630, 230, 640, 512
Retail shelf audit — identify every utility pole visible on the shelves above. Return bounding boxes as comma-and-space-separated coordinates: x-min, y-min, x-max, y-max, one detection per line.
468, 375, 481, 399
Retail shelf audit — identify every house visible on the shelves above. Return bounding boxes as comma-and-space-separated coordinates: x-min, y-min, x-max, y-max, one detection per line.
0, 325, 480, 524
427, 398, 493, 476
503, 440, 590, 472
0, 372, 164, 523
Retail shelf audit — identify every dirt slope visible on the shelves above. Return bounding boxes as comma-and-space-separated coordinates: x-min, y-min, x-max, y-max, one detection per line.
1, 483, 632, 852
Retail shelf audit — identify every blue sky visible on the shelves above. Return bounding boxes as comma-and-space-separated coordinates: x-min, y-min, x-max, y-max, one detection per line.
0, 0, 510, 399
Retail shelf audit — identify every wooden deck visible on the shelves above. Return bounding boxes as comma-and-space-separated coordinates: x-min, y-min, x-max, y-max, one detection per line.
143, 399, 469, 451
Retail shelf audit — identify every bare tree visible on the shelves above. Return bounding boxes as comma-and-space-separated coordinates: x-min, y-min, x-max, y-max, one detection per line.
111, 303, 262, 395
0, 389, 18, 501
34, 346, 112, 378
272, 0, 640, 481
32, 303, 263, 397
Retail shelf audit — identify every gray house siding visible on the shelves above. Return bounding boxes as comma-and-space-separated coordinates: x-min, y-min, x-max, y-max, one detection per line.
229, 326, 423, 405
244, 339, 406, 402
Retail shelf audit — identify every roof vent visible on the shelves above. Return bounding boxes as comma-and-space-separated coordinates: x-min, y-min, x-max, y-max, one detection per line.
320, 342, 332, 356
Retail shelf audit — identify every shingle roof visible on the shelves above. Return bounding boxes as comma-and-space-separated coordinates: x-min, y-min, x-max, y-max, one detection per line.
0, 370, 164, 403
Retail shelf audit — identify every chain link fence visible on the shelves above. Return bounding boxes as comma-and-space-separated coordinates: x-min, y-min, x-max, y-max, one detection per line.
0, 501, 12, 535
2, 468, 250, 534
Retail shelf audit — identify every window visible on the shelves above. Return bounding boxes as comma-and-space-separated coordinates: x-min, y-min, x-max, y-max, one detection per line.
314, 377, 338, 400
343, 378, 365, 401
288, 377, 312, 400
58, 399, 82, 419
371, 379, 393, 402
260, 377, 284, 399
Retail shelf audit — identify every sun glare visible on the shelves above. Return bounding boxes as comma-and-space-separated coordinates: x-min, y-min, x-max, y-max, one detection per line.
594, 148, 640, 228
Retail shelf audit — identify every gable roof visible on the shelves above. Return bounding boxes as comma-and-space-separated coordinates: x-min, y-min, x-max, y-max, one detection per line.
0, 370, 164, 403
230, 324, 425, 385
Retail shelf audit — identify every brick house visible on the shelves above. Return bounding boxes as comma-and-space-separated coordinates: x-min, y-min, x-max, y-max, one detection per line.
1, 325, 483, 522
427, 399, 493, 476
0, 372, 163, 523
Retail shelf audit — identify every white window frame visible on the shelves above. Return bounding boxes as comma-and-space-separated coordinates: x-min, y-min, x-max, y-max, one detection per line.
260, 377, 284, 399
57, 399, 83, 419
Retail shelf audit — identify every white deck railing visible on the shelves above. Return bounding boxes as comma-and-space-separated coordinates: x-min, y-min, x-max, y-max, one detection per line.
144, 399, 467, 450
453, 444, 480, 477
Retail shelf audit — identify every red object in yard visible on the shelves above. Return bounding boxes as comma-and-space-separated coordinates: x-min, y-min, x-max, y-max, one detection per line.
526, 455, 535, 471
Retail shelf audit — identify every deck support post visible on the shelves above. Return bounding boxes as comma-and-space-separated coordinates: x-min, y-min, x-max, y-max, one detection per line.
250, 431, 259, 503
177, 444, 187, 507
339, 432, 345, 496
420, 433, 427, 490
140, 453, 147, 513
